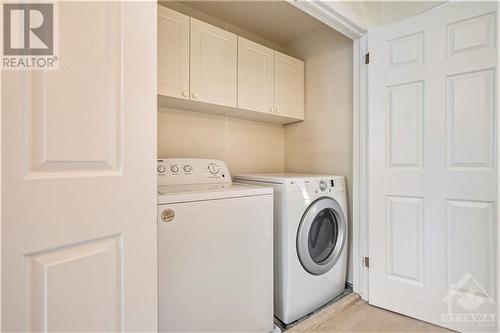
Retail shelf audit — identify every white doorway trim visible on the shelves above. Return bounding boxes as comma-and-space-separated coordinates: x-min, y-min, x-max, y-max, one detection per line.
289, 0, 370, 300
1, 4, 3, 327
0, 31, 2, 333
288, 0, 367, 39
352, 35, 369, 301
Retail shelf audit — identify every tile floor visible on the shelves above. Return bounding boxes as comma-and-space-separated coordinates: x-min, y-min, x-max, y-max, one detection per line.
285, 293, 451, 332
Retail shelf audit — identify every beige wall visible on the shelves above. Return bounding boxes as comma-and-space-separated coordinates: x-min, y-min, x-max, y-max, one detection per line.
158, 108, 284, 174
157, 2, 287, 175
283, 26, 354, 282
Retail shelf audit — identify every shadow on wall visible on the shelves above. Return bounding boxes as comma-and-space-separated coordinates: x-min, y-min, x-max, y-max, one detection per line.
157, 107, 285, 175
283, 25, 354, 282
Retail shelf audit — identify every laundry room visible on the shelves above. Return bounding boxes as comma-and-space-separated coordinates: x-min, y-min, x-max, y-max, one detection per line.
157, 2, 353, 178
2, 1, 498, 332
157, 1, 354, 330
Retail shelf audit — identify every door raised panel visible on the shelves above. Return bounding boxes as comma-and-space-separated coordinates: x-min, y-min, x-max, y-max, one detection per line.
190, 18, 237, 107
387, 81, 424, 168
237, 37, 274, 113
25, 235, 123, 332
2, 1, 157, 331
369, 2, 498, 330
157, 5, 189, 99
446, 200, 494, 297
274, 51, 304, 119
24, 2, 122, 178
447, 12, 496, 57
386, 196, 424, 284
388, 32, 424, 69
446, 69, 495, 169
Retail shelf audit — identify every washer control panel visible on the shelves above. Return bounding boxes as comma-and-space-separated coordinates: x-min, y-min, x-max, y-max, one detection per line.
157, 158, 230, 185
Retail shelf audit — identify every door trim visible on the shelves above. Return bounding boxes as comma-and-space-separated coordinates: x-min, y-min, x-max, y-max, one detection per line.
288, 0, 367, 39
353, 34, 370, 300
0, 30, 2, 329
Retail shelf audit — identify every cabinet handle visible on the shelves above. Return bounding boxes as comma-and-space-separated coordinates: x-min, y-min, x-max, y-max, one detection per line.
270, 107, 274, 113
192, 93, 198, 99
182, 91, 188, 98
275, 107, 280, 114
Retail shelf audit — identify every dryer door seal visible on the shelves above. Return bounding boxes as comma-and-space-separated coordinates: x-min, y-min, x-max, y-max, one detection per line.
297, 197, 347, 275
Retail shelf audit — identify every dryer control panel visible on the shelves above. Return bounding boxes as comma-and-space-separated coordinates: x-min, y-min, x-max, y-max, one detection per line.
303, 178, 345, 192
286, 177, 346, 201
157, 158, 230, 185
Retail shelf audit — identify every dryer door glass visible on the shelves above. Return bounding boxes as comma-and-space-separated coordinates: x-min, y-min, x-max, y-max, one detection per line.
297, 197, 347, 275
308, 208, 338, 264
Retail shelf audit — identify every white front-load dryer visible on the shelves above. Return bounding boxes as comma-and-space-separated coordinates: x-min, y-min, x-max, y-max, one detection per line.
234, 174, 348, 324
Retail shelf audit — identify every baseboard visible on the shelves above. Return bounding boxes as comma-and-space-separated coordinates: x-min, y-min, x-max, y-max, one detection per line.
276, 289, 359, 332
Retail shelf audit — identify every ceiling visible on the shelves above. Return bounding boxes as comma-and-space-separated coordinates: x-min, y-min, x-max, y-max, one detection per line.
180, 1, 326, 46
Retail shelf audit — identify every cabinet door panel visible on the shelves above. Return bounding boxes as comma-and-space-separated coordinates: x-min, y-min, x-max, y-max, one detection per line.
275, 52, 304, 120
191, 18, 237, 107
157, 5, 189, 99
238, 37, 274, 113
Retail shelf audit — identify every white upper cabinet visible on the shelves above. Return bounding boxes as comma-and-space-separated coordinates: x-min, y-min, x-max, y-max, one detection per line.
157, 5, 189, 99
157, 6, 304, 124
190, 18, 237, 107
237, 37, 275, 114
275, 51, 304, 120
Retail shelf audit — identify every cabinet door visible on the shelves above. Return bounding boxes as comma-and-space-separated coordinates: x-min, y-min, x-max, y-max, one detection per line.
191, 18, 237, 107
157, 5, 189, 99
275, 52, 304, 119
238, 37, 274, 113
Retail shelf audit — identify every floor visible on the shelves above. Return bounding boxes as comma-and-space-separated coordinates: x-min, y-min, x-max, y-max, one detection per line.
285, 293, 451, 333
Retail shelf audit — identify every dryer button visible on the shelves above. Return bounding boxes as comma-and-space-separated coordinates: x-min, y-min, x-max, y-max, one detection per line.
319, 179, 328, 191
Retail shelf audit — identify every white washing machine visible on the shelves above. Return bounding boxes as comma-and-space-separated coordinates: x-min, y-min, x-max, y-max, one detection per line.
234, 174, 348, 324
157, 158, 274, 332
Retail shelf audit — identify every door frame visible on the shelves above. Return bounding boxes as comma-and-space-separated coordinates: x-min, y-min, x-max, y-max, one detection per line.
0, 31, 2, 331
289, 0, 370, 300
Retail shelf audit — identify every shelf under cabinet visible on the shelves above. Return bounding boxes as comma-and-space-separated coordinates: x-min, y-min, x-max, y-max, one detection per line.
158, 95, 303, 125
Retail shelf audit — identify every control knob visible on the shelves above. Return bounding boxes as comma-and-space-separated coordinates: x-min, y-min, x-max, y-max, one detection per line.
170, 165, 179, 173
208, 163, 219, 175
157, 165, 166, 174
319, 179, 328, 192
183, 164, 193, 173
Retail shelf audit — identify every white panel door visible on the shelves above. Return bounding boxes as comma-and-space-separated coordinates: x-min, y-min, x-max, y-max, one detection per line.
274, 51, 304, 120
2, 2, 157, 332
157, 5, 189, 99
190, 18, 237, 107
368, 2, 497, 332
237, 37, 274, 113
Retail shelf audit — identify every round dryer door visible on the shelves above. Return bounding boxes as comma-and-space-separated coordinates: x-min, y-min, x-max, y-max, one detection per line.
297, 197, 347, 275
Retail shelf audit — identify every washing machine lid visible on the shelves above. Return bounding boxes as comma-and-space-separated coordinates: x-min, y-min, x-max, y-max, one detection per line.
234, 173, 344, 184
296, 197, 347, 275
158, 183, 272, 204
